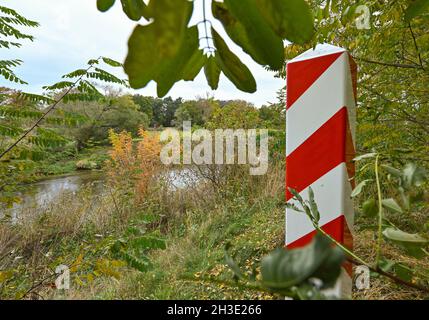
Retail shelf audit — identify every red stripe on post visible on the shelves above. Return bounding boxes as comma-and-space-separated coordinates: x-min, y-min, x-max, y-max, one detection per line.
287, 215, 345, 249
286, 107, 355, 201
286, 52, 343, 109
286, 215, 353, 277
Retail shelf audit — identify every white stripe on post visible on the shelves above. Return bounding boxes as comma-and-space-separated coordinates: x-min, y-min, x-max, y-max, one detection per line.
285, 44, 357, 298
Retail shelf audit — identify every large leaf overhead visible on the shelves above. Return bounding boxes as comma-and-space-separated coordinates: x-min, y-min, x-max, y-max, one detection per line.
212, 1, 273, 68
181, 49, 207, 81
204, 56, 221, 90
144, 0, 193, 58
212, 28, 256, 93
153, 26, 200, 97
260, 233, 344, 289
116, 0, 316, 96
97, 0, 116, 12
120, 0, 146, 21
125, 23, 163, 89
125, 0, 198, 95
255, 0, 314, 44
125, 24, 202, 96
223, 0, 284, 70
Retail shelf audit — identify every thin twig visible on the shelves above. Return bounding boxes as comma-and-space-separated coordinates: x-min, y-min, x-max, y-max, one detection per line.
20, 272, 57, 300
408, 23, 425, 71
375, 154, 383, 266
347, 258, 429, 293
354, 56, 423, 69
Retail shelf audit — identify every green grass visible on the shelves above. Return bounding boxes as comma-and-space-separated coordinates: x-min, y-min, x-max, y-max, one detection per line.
104, 192, 285, 300
20, 146, 110, 182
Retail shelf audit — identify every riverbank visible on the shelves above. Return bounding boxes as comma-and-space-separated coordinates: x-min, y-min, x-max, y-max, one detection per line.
0, 161, 286, 299
23, 146, 109, 183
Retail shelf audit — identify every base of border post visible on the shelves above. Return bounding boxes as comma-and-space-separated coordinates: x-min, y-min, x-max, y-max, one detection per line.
323, 267, 352, 299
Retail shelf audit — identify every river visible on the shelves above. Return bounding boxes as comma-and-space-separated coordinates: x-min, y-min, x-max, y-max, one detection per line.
2, 168, 199, 222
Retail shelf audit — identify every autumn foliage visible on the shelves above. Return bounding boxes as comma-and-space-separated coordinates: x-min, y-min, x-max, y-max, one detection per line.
107, 128, 162, 202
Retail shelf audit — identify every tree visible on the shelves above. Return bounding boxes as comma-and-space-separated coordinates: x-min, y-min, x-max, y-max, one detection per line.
62, 93, 149, 147
149, 97, 183, 128
259, 103, 285, 130
173, 98, 218, 128
0, 5, 39, 84
132, 94, 154, 124
284, 0, 429, 165
206, 100, 260, 129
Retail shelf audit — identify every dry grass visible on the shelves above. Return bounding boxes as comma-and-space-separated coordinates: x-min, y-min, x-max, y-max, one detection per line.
353, 228, 429, 300
99, 163, 286, 300
0, 184, 134, 299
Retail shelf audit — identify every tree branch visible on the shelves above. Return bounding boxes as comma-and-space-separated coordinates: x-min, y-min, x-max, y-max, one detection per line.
354, 56, 423, 69
347, 258, 429, 293
408, 23, 425, 71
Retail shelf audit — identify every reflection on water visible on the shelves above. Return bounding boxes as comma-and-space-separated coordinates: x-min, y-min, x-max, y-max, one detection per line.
160, 168, 200, 189
2, 168, 199, 223
3, 171, 105, 222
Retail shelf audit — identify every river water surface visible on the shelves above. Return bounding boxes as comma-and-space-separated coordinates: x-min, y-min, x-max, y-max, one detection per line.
3, 168, 198, 222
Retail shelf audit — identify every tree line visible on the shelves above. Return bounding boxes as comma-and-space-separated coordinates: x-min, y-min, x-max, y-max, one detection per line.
1, 86, 285, 150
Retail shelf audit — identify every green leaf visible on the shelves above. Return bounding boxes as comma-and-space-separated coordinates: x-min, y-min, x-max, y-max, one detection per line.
255, 0, 314, 44
381, 164, 402, 178
310, 245, 344, 289
351, 179, 371, 197
288, 187, 304, 203
225, 252, 245, 280
97, 0, 116, 12
42, 81, 74, 91
308, 187, 320, 223
102, 57, 122, 67
130, 236, 166, 250
18, 92, 54, 104
394, 264, 413, 282
285, 202, 304, 212
323, 0, 331, 19
87, 58, 100, 65
402, 163, 426, 188
378, 257, 396, 273
383, 228, 429, 259
0, 124, 23, 137
353, 152, 377, 161
381, 198, 403, 214
223, 0, 284, 70
204, 56, 221, 90
404, 0, 429, 22
154, 26, 200, 97
121, 251, 152, 272
62, 69, 87, 79
125, 23, 163, 88
398, 187, 410, 210
212, 28, 256, 93
181, 49, 206, 81
260, 233, 344, 289
120, 0, 146, 21
147, 0, 193, 58
0, 270, 14, 284
125, 18, 199, 93
361, 198, 378, 217
212, 1, 270, 67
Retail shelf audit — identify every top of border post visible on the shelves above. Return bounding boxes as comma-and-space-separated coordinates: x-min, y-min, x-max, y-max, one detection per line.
288, 43, 347, 64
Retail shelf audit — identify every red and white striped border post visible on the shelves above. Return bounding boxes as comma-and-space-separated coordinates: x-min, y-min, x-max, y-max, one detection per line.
285, 44, 357, 298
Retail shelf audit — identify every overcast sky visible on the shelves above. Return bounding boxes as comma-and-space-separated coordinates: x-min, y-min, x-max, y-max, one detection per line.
1, 0, 285, 107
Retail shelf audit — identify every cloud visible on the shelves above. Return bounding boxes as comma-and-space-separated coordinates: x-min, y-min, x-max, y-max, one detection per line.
1, 0, 284, 106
